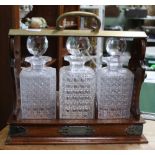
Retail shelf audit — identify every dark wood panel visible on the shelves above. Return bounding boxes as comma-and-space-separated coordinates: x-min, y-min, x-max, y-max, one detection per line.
0, 6, 15, 130
25, 5, 59, 27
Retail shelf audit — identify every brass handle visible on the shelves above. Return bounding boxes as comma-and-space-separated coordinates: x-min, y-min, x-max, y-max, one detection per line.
56, 11, 101, 31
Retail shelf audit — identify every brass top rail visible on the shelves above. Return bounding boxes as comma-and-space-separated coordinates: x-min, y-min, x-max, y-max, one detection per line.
9, 29, 147, 38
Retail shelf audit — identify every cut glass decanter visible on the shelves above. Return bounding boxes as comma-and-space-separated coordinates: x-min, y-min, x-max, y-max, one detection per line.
20, 36, 56, 119
97, 37, 134, 119
59, 37, 96, 119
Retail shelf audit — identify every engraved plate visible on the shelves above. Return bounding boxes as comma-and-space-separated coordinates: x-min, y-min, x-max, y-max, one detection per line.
125, 125, 143, 136
59, 126, 95, 136
9, 125, 26, 137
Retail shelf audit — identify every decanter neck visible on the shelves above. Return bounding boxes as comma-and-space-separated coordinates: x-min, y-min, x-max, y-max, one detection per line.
31, 57, 45, 70
65, 55, 88, 69
69, 60, 85, 68
108, 55, 121, 71
25, 56, 51, 70
31, 61, 44, 70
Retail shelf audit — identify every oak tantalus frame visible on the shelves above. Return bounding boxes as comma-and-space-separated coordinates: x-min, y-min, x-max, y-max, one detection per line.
6, 11, 148, 144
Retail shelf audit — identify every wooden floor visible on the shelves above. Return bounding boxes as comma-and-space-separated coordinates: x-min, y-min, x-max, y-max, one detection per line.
0, 120, 155, 150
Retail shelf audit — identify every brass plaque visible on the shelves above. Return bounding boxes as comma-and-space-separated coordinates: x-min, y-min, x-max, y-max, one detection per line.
125, 125, 143, 136
59, 126, 95, 136
9, 125, 26, 137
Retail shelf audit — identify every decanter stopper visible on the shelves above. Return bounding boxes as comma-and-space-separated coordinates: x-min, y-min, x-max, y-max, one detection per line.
105, 37, 127, 69
106, 37, 127, 56
27, 36, 48, 57
66, 37, 91, 57
26, 36, 50, 68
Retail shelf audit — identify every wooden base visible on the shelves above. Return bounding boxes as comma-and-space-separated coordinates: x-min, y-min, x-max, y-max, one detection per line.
6, 117, 148, 145
6, 135, 148, 145
6, 135, 147, 145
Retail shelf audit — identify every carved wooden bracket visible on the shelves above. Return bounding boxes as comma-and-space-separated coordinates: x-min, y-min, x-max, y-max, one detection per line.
9, 36, 21, 119
128, 38, 146, 119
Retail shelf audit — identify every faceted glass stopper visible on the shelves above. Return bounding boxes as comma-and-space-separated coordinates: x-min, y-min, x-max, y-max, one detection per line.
106, 37, 127, 56
66, 37, 91, 57
27, 36, 48, 56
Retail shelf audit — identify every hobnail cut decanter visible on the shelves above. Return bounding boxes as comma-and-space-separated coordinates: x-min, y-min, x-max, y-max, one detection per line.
20, 36, 56, 119
59, 37, 96, 119
97, 37, 134, 119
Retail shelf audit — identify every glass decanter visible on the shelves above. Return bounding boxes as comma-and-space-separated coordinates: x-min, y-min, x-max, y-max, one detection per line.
97, 37, 134, 119
20, 36, 56, 119
59, 37, 96, 119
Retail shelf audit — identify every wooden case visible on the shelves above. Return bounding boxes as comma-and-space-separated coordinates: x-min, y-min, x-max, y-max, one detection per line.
6, 12, 148, 144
